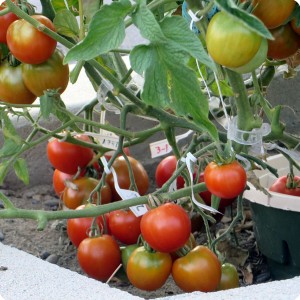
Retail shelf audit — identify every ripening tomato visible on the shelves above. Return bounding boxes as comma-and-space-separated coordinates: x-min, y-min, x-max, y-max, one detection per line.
0, 2, 19, 44
204, 160, 247, 199
127, 246, 172, 291
140, 203, 191, 253
0, 62, 36, 104
105, 156, 149, 201
267, 23, 300, 60
77, 234, 121, 282
269, 175, 300, 196
21, 49, 69, 96
121, 244, 139, 271
206, 11, 262, 68
229, 38, 268, 74
155, 155, 185, 189
67, 204, 105, 248
252, 0, 296, 29
198, 173, 236, 209
6, 15, 57, 64
108, 209, 142, 245
63, 177, 112, 209
52, 169, 75, 196
47, 135, 94, 175
104, 147, 131, 161
172, 245, 221, 292
217, 263, 240, 290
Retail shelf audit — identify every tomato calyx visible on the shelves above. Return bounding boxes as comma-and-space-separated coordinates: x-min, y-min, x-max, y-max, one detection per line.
285, 173, 300, 189
213, 142, 236, 166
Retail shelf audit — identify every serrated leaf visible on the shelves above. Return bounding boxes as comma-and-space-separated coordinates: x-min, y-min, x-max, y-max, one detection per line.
2, 114, 22, 145
40, 94, 56, 119
53, 9, 80, 39
0, 161, 9, 185
64, 0, 132, 63
14, 158, 29, 185
130, 43, 218, 140
160, 16, 215, 71
214, 0, 273, 39
132, 0, 166, 42
0, 139, 22, 157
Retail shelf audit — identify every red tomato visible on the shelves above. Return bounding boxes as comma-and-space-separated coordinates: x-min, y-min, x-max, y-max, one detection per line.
6, 15, 57, 64
108, 209, 142, 245
269, 175, 300, 196
267, 23, 300, 60
252, 0, 296, 29
77, 234, 121, 282
0, 62, 36, 104
155, 155, 185, 189
217, 263, 240, 290
204, 160, 247, 199
52, 169, 75, 196
47, 135, 94, 175
172, 245, 221, 292
198, 173, 236, 209
67, 204, 105, 248
63, 177, 112, 209
105, 156, 149, 201
127, 246, 172, 291
0, 2, 19, 44
140, 203, 191, 253
21, 49, 69, 96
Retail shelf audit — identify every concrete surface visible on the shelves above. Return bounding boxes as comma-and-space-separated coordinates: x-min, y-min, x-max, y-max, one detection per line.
1, 242, 300, 300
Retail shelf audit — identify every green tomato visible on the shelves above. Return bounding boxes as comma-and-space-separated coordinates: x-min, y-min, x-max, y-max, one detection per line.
206, 11, 262, 68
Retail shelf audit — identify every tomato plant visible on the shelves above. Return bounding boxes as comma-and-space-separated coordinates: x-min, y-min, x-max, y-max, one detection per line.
206, 11, 263, 68
204, 160, 247, 199
155, 155, 185, 189
108, 209, 142, 245
126, 246, 172, 291
63, 177, 112, 209
252, 0, 296, 29
77, 234, 121, 282
0, 2, 18, 44
140, 203, 191, 253
21, 49, 69, 97
121, 244, 139, 271
47, 135, 94, 175
269, 175, 300, 196
67, 204, 106, 248
105, 156, 149, 201
267, 23, 300, 60
0, 62, 36, 104
217, 263, 240, 290
6, 14, 57, 64
172, 245, 221, 292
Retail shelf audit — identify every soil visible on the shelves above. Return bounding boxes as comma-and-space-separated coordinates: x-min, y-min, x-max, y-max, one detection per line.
0, 183, 272, 299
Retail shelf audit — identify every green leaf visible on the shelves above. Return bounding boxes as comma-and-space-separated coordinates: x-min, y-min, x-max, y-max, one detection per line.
0, 139, 21, 157
130, 43, 218, 140
83, 0, 102, 24
160, 16, 215, 71
51, 0, 79, 15
40, 93, 56, 119
2, 113, 22, 145
0, 161, 9, 185
14, 158, 29, 185
53, 9, 80, 39
214, 0, 273, 40
210, 80, 234, 97
132, 0, 166, 43
64, 0, 132, 63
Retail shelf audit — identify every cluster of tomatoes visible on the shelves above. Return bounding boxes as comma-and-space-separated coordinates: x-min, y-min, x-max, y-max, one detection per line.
46, 134, 244, 292
206, 0, 300, 74
0, 2, 69, 104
